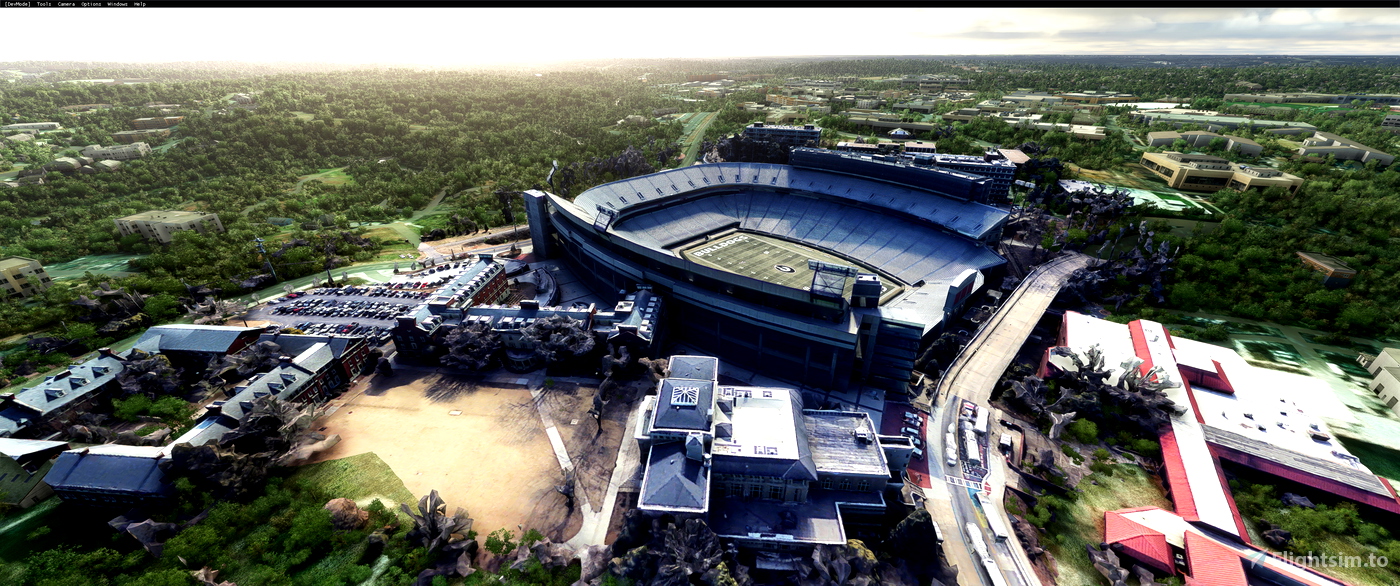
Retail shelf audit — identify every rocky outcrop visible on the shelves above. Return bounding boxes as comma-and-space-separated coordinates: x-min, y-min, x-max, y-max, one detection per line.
323, 498, 369, 530
572, 544, 611, 586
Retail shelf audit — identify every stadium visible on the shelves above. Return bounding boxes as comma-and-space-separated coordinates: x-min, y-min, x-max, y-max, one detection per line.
524, 148, 1011, 391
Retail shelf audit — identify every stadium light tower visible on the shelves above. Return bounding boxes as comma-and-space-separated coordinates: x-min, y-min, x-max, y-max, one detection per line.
252, 238, 279, 282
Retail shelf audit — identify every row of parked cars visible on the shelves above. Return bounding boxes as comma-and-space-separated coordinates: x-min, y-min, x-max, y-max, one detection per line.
271, 297, 417, 320
900, 411, 925, 459
388, 262, 475, 289
302, 286, 432, 299
276, 322, 392, 345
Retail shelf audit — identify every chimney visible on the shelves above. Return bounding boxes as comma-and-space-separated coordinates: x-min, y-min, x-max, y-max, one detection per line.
519, 299, 540, 311
98, 347, 118, 359
278, 355, 293, 365
204, 402, 223, 416
0, 393, 14, 410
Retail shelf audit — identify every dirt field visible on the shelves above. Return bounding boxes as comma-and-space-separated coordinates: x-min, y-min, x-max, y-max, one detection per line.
536, 380, 638, 510
306, 372, 581, 542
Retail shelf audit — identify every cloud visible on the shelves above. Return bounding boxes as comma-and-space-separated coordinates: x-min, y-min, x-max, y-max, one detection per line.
3, 7, 1398, 65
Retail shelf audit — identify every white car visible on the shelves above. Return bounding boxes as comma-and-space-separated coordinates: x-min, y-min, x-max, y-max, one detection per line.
911, 446, 924, 459
901, 427, 920, 437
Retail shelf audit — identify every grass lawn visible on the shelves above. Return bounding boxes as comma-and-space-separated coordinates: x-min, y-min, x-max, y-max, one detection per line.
289, 452, 416, 512
1044, 463, 1172, 586
289, 111, 315, 121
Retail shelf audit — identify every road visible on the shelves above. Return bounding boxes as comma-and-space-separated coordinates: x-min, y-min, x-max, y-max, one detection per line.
679, 111, 717, 166
922, 253, 1094, 586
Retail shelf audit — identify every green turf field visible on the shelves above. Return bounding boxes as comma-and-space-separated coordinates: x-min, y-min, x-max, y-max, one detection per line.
683, 232, 893, 297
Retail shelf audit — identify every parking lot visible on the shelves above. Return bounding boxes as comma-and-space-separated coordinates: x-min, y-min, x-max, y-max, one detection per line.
244, 286, 433, 345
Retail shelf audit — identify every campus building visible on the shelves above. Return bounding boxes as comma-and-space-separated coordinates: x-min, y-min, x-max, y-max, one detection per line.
0, 122, 61, 131
1129, 112, 1316, 135
1295, 252, 1357, 289
742, 123, 822, 147
112, 129, 171, 144
1048, 311, 1400, 539
42, 327, 370, 508
1365, 348, 1400, 416
393, 257, 664, 371
1138, 152, 1303, 194
0, 438, 70, 508
524, 147, 1007, 391
81, 142, 152, 161
0, 256, 53, 299
634, 356, 912, 554
1382, 114, 1400, 135
1103, 506, 1352, 586
1296, 132, 1394, 166
130, 116, 183, 130
1145, 131, 1263, 157
1224, 92, 1400, 106
0, 350, 126, 439
114, 210, 225, 244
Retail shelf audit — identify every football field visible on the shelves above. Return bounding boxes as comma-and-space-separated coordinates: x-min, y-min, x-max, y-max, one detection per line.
683, 232, 891, 296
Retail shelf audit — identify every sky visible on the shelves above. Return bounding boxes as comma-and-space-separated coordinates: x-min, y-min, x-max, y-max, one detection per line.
8, 7, 1400, 67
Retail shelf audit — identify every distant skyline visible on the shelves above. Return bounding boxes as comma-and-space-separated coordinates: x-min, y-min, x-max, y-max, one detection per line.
5, 7, 1400, 67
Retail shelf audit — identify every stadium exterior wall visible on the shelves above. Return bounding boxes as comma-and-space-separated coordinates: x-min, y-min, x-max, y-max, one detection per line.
547, 207, 861, 389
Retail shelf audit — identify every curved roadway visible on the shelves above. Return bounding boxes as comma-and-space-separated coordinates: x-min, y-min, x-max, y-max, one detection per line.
920, 252, 1094, 586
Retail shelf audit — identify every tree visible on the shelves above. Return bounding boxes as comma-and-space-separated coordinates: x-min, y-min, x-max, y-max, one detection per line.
440, 321, 501, 371
143, 293, 183, 322
1065, 419, 1098, 444
520, 314, 596, 367
115, 351, 181, 397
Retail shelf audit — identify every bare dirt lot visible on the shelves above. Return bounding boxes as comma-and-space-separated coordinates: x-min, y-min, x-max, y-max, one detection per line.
306, 372, 581, 542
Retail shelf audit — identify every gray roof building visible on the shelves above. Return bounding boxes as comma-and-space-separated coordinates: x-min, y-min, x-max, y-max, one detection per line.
136, 324, 263, 354
653, 379, 716, 432
0, 353, 125, 437
44, 444, 173, 506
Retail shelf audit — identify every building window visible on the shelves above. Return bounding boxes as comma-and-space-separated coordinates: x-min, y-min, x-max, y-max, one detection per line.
838, 478, 852, 491
768, 485, 782, 500
1389, 397, 1398, 409
1377, 383, 1386, 396
727, 483, 741, 498
820, 477, 833, 490
857, 480, 869, 492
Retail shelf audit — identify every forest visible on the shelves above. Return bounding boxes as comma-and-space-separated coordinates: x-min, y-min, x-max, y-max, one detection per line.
0, 68, 687, 338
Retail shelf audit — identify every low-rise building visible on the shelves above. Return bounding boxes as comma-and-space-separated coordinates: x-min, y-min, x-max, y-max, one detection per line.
1138, 152, 1303, 194
1129, 111, 1315, 134
743, 123, 822, 148
1058, 91, 1136, 104
634, 356, 909, 555
1145, 131, 1263, 157
1296, 252, 1356, 289
1382, 114, 1400, 135
1296, 131, 1394, 166
1, 122, 61, 131
0, 351, 126, 438
1365, 349, 1400, 414
131, 116, 183, 130
114, 210, 225, 244
0, 256, 53, 299
0, 438, 70, 508
133, 324, 263, 372
81, 142, 152, 161
112, 129, 171, 144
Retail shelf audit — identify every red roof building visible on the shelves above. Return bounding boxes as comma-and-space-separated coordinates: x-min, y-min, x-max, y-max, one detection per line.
1105, 508, 1174, 574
